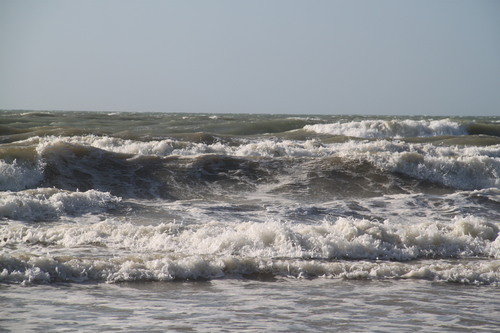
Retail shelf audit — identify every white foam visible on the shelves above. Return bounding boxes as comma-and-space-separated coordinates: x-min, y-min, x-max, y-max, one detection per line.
0, 188, 121, 221
337, 140, 500, 190
0, 216, 498, 284
303, 119, 467, 138
28, 135, 231, 157
1, 251, 498, 286
0, 159, 44, 191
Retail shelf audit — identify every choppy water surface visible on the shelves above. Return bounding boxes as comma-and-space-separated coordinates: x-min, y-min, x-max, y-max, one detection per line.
1, 111, 499, 331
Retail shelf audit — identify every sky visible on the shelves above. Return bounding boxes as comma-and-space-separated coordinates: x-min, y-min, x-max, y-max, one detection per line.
0, 0, 499, 116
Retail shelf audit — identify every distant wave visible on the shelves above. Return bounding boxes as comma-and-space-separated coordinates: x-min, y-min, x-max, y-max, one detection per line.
303, 119, 467, 138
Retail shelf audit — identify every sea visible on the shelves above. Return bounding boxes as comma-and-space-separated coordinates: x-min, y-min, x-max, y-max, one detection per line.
1, 111, 499, 332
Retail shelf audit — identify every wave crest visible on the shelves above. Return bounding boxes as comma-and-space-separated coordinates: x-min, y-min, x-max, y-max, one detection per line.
0, 188, 120, 221
304, 119, 466, 138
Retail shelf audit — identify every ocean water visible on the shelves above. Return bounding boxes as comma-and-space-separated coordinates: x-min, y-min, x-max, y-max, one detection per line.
1, 111, 499, 332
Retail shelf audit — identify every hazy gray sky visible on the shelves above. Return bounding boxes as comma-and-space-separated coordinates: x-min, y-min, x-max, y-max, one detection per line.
1, 0, 499, 115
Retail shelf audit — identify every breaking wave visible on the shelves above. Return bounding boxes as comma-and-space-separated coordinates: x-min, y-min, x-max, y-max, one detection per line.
303, 119, 467, 138
0, 135, 496, 198
1, 216, 498, 285
0, 188, 120, 221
